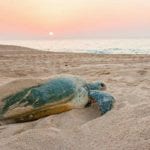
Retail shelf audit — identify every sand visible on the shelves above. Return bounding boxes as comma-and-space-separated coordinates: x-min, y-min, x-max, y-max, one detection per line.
0, 45, 150, 150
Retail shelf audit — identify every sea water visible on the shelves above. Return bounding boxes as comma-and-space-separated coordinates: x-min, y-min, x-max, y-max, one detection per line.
0, 38, 150, 54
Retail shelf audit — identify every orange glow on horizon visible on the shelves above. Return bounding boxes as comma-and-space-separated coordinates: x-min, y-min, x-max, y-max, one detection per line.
0, 0, 150, 39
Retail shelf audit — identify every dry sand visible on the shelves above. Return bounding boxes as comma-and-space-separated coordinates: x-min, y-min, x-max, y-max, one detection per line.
0, 45, 150, 150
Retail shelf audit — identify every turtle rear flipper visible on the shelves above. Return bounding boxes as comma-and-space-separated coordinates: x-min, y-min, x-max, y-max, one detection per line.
0, 86, 35, 115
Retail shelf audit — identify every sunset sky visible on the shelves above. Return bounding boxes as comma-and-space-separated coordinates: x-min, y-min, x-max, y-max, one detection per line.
0, 0, 150, 39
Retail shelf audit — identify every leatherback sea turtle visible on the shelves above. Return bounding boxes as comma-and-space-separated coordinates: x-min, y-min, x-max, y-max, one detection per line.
0, 76, 115, 123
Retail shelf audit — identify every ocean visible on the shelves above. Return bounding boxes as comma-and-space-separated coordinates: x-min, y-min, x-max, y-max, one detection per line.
0, 38, 150, 54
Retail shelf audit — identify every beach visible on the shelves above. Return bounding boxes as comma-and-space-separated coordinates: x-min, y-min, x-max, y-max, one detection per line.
0, 45, 150, 150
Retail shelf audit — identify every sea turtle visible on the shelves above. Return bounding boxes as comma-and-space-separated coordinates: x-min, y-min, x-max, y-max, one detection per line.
0, 76, 115, 123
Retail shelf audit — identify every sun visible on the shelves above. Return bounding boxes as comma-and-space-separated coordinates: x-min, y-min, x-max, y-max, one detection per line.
49, 32, 54, 36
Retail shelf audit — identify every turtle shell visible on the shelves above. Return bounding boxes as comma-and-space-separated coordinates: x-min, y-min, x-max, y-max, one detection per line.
0, 76, 87, 123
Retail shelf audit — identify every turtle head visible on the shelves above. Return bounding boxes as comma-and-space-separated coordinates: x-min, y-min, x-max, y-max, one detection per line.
87, 81, 106, 91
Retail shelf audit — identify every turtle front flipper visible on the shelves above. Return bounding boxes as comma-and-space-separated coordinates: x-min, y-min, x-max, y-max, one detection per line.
89, 90, 115, 114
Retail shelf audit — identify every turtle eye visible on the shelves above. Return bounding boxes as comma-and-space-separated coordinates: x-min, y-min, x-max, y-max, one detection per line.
100, 83, 106, 90
101, 83, 105, 87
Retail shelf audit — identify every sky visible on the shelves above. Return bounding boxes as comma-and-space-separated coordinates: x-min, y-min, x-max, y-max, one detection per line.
0, 0, 150, 39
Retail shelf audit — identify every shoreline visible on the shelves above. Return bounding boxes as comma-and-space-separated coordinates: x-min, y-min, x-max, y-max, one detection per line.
1, 42, 150, 54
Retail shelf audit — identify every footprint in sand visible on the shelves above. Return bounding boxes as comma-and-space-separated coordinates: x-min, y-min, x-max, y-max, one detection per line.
137, 70, 147, 75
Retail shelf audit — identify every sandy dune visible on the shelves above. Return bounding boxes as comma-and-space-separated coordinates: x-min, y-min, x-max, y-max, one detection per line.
0, 45, 150, 150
